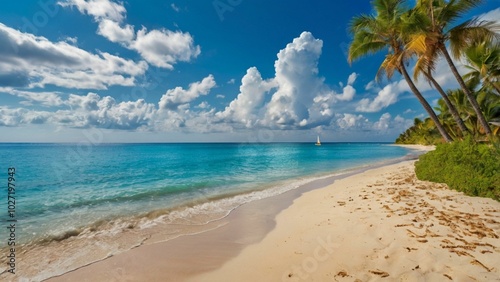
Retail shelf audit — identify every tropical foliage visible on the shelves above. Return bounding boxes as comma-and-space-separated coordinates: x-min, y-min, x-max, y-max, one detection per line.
349, 0, 499, 144
463, 41, 500, 96
415, 137, 500, 201
395, 118, 443, 145
348, 0, 453, 142
396, 85, 500, 143
348, 1, 500, 200
406, 0, 499, 135
350, 0, 500, 144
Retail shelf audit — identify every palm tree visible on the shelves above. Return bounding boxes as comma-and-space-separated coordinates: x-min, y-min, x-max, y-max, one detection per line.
396, 117, 442, 144
447, 88, 479, 134
406, 34, 469, 136
348, 0, 453, 142
409, 0, 500, 136
445, 86, 500, 138
477, 90, 500, 135
434, 98, 460, 138
463, 41, 500, 96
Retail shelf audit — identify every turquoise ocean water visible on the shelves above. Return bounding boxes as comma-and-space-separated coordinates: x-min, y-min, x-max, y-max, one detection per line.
0, 142, 413, 247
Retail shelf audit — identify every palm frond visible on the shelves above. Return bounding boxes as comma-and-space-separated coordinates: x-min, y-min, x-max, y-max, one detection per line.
463, 41, 500, 95
413, 57, 430, 81
462, 68, 482, 87
377, 53, 401, 81
373, 0, 406, 21
437, 0, 484, 27
405, 34, 439, 81
406, 34, 428, 80
406, 34, 427, 55
349, 14, 377, 33
348, 30, 387, 63
400, 8, 431, 38
449, 18, 500, 59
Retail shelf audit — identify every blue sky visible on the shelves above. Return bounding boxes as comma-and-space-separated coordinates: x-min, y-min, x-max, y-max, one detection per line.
0, 0, 498, 143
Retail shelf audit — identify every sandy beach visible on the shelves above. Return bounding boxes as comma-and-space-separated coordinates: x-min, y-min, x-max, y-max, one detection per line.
195, 160, 500, 282
43, 155, 500, 282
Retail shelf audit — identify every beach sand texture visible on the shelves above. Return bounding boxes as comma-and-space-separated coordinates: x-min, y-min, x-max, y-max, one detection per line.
45, 159, 500, 282
194, 160, 500, 282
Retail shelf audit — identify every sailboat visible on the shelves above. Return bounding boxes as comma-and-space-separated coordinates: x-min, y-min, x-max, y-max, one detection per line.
315, 135, 321, 146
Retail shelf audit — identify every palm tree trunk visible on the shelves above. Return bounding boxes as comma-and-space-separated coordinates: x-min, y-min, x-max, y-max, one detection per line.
439, 45, 493, 135
400, 63, 453, 142
424, 71, 470, 136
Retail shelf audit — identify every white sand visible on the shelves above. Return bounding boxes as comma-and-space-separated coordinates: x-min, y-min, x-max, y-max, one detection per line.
391, 144, 436, 152
193, 160, 500, 282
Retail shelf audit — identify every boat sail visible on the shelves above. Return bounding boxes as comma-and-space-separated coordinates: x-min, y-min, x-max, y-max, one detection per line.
315, 135, 321, 146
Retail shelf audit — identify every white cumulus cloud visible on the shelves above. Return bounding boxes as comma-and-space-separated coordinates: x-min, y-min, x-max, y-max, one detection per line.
0, 23, 147, 89
0, 91, 157, 130
59, 0, 200, 69
263, 32, 326, 128
2, 88, 65, 107
356, 84, 400, 113
132, 28, 200, 69
61, 92, 156, 129
216, 67, 276, 127
158, 75, 216, 110
336, 113, 365, 129
97, 19, 135, 44
214, 33, 359, 130
59, 0, 127, 22
373, 112, 392, 130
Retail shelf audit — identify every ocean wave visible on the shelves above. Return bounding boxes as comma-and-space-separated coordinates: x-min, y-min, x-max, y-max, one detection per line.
8, 161, 419, 281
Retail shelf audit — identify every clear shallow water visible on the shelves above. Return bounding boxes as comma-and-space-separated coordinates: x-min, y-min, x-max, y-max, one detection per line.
0, 142, 411, 245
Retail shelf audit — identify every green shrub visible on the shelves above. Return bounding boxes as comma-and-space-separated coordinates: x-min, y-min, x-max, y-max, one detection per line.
415, 137, 500, 201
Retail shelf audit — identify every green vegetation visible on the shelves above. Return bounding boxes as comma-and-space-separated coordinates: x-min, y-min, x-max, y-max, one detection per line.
415, 137, 500, 200
396, 85, 500, 144
348, 0, 453, 142
348, 0, 500, 200
396, 118, 444, 145
348, 0, 499, 145
405, 0, 498, 136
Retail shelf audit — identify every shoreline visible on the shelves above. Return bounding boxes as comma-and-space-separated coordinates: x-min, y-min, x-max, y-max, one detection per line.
46, 153, 500, 282
389, 143, 436, 151
1, 146, 431, 281
5, 144, 423, 249
40, 156, 425, 282
1, 146, 425, 281
195, 160, 500, 281
0, 145, 422, 281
